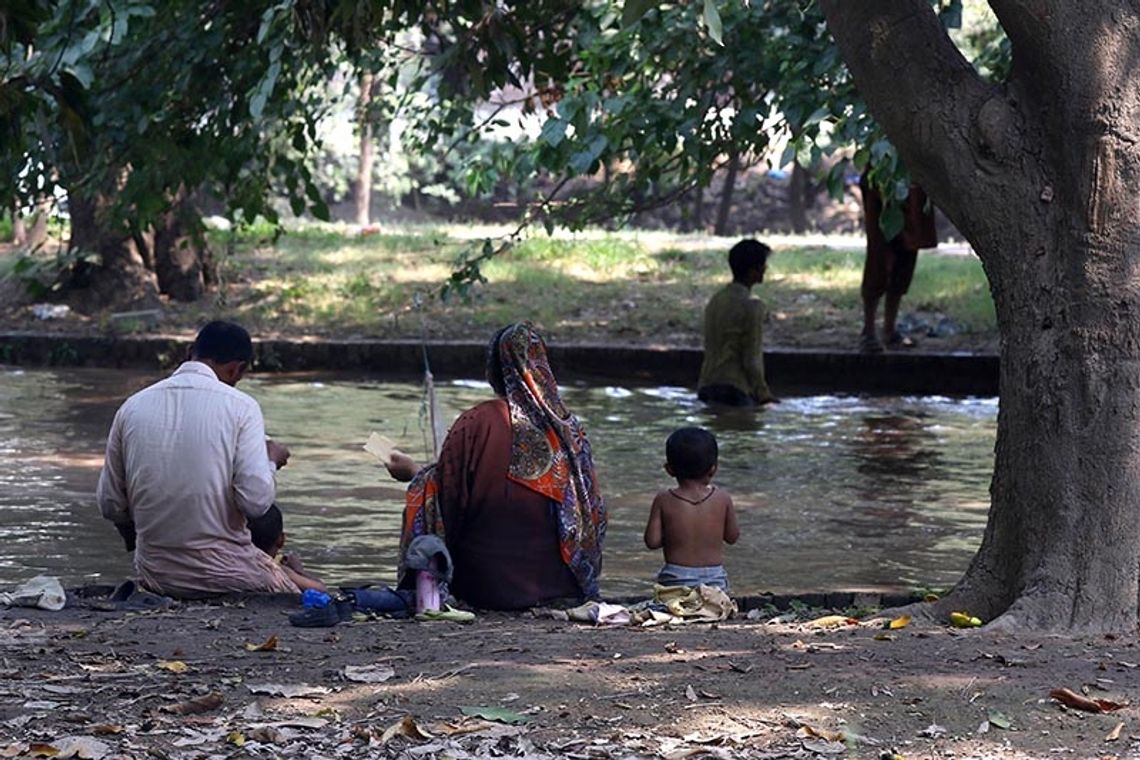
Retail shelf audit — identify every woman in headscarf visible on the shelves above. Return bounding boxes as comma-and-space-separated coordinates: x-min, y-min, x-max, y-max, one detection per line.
386, 322, 606, 610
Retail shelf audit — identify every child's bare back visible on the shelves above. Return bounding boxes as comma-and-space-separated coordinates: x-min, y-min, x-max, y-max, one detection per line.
646, 484, 738, 567
645, 427, 740, 591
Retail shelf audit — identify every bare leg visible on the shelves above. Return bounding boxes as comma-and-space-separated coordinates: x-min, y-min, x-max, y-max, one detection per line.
862, 294, 880, 336
882, 292, 902, 339
860, 294, 884, 353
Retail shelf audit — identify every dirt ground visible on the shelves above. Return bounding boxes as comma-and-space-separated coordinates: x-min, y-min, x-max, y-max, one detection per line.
2, 594, 1137, 760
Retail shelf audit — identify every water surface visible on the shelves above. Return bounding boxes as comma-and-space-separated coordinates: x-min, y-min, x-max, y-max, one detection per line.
0, 367, 996, 595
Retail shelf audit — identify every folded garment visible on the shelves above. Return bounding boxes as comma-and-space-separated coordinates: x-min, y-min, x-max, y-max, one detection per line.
651, 583, 737, 623
345, 586, 413, 615
564, 601, 631, 626
404, 535, 453, 583
0, 575, 67, 611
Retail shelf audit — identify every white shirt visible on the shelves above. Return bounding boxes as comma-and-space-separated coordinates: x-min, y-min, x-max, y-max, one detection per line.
96, 361, 297, 595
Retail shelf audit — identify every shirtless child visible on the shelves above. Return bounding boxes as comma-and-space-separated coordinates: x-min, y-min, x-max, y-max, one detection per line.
248, 505, 328, 593
643, 427, 739, 591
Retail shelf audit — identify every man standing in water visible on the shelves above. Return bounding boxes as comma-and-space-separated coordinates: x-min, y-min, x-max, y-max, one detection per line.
96, 321, 298, 596
697, 239, 777, 406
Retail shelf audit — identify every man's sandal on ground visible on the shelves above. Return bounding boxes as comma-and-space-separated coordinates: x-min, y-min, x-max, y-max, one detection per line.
288, 598, 354, 627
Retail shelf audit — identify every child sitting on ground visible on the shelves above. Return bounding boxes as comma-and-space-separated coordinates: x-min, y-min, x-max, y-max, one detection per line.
248, 505, 328, 593
643, 427, 739, 592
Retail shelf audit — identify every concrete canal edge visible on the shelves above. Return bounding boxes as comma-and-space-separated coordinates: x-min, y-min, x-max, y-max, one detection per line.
0, 331, 999, 396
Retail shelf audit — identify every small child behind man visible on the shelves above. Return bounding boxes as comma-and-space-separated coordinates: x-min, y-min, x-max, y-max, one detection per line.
247, 505, 328, 593
643, 427, 739, 591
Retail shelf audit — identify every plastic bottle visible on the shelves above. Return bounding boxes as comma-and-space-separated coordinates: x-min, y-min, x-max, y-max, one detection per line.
416, 558, 441, 613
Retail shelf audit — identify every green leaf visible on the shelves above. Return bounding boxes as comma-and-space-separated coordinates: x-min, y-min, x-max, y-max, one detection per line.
987, 710, 1011, 730
538, 118, 568, 148
879, 203, 904, 241
622, 0, 656, 27
703, 0, 723, 46
459, 706, 529, 724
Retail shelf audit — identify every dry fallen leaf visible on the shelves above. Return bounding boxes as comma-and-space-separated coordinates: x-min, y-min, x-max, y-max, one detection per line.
797, 725, 844, 743
343, 664, 396, 683
888, 614, 911, 630
379, 715, 433, 743
88, 726, 122, 736
245, 635, 278, 652
806, 615, 859, 629
1106, 721, 1124, 742
246, 683, 330, 698
52, 736, 111, 760
1050, 687, 1126, 713
156, 660, 189, 673
160, 692, 224, 715
26, 745, 59, 758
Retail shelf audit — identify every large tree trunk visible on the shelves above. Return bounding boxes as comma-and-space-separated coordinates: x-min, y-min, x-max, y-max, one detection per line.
66, 188, 160, 312
820, 1, 1140, 632
353, 71, 376, 227
152, 189, 211, 302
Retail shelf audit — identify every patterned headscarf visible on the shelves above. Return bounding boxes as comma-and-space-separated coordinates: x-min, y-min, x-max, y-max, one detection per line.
399, 323, 606, 599
497, 322, 606, 597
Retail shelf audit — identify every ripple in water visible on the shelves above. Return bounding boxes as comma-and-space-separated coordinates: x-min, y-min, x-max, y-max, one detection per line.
0, 367, 996, 596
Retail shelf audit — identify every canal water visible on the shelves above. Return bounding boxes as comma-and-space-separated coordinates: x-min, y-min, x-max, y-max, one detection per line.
0, 367, 996, 596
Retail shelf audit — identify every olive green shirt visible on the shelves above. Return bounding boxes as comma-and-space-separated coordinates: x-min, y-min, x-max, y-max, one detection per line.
697, 282, 772, 402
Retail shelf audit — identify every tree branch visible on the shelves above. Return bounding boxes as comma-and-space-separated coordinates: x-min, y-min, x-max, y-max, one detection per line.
817, 0, 1017, 238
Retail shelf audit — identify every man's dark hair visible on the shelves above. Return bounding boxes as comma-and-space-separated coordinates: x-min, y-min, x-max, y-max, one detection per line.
190, 321, 254, 364
666, 427, 719, 480
728, 239, 771, 282
248, 504, 283, 555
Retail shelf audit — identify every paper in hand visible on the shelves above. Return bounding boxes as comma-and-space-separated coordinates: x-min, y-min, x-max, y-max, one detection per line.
363, 432, 398, 465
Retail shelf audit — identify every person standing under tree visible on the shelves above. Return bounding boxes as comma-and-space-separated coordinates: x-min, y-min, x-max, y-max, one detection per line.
858, 171, 938, 353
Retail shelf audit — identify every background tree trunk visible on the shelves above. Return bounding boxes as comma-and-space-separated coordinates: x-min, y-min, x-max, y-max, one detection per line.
66, 188, 160, 312
820, 0, 1140, 632
789, 162, 808, 234
353, 72, 376, 227
151, 189, 211, 302
714, 151, 740, 236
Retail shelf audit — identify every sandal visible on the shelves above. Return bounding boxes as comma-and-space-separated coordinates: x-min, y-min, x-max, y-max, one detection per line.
288, 598, 354, 627
885, 331, 917, 349
91, 580, 176, 612
858, 334, 884, 354
416, 604, 476, 623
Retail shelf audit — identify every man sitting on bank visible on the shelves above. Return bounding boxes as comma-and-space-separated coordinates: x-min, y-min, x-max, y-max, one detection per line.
96, 321, 298, 597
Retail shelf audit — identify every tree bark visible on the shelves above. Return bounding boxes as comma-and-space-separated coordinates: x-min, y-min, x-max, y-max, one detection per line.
353, 71, 376, 227
151, 188, 211, 302
820, 0, 1140, 632
789, 161, 808, 234
65, 188, 160, 312
714, 151, 740, 236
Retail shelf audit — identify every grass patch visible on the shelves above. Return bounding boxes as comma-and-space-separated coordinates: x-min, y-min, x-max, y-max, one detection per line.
153, 225, 998, 347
